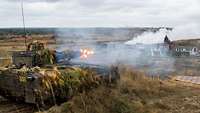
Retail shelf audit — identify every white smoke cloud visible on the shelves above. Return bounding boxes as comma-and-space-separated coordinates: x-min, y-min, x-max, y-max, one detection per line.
126, 29, 168, 44
68, 43, 175, 75
126, 26, 200, 45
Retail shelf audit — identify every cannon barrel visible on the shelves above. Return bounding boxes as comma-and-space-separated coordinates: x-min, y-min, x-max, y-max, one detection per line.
55, 50, 81, 63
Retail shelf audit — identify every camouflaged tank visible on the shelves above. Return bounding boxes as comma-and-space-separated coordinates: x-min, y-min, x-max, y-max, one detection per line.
0, 41, 119, 105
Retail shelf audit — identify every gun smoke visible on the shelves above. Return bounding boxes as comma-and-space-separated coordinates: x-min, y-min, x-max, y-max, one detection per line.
56, 28, 178, 76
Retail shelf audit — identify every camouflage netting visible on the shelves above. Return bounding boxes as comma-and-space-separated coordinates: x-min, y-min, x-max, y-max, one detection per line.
39, 67, 101, 99
32, 49, 56, 66
57, 68, 100, 96
27, 67, 102, 105
40, 49, 56, 65
0, 64, 118, 105
0, 66, 101, 103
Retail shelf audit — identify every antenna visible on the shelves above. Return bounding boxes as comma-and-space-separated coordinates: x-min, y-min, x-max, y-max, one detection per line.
21, 0, 27, 48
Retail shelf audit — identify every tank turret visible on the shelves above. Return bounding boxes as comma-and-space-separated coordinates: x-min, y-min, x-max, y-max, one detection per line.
0, 40, 119, 105
12, 41, 56, 68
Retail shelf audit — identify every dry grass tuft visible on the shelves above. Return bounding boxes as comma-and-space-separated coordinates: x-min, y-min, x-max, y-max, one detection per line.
38, 66, 200, 113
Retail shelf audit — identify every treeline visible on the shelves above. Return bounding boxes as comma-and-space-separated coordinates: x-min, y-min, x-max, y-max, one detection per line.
0, 28, 56, 36
0, 27, 173, 39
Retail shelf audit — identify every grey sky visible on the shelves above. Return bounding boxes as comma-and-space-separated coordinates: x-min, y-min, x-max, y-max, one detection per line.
0, 0, 200, 33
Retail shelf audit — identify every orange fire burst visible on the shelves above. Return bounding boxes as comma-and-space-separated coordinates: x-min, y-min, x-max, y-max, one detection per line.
80, 48, 94, 59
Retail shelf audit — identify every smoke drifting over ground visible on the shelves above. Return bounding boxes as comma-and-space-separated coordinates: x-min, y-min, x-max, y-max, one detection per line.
56, 28, 176, 75
71, 44, 175, 75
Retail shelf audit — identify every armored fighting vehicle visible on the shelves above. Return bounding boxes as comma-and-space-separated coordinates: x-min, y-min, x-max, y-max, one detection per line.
0, 41, 119, 105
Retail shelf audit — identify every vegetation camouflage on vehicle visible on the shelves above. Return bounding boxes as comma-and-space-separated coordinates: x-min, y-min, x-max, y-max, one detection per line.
0, 65, 106, 104
0, 41, 119, 105
13, 41, 56, 67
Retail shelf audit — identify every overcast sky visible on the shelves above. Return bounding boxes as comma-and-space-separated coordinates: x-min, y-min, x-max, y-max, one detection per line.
0, 0, 200, 32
